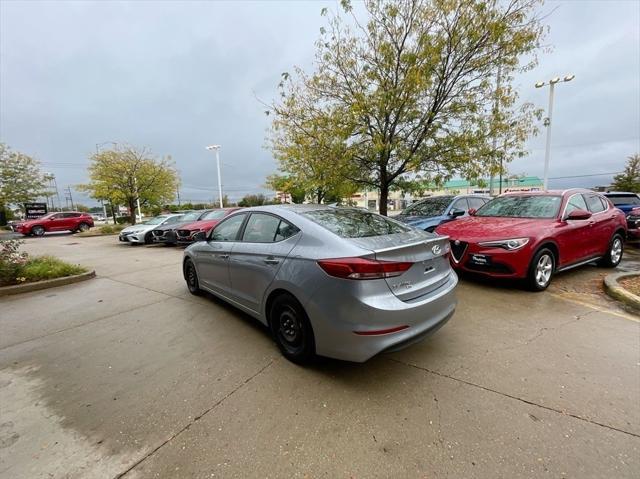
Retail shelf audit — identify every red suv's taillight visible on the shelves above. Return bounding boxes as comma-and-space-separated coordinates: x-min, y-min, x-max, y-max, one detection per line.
317, 257, 413, 280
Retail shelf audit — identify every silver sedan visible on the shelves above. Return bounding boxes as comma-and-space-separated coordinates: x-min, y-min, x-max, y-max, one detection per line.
183, 205, 458, 363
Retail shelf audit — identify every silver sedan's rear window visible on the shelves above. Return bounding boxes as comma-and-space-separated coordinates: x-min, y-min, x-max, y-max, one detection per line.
303, 209, 410, 238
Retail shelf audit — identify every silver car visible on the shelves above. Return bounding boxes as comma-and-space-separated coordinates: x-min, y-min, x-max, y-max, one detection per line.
183, 205, 457, 363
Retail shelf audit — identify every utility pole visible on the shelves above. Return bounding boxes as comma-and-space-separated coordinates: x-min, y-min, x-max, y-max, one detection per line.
205, 145, 224, 208
177, 187, 181, 206
65, 186, 75, 210
52, 176, 61, 211
535, 75, 575, 191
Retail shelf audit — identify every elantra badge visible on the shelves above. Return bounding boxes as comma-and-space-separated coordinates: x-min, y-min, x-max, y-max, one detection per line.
432, 244, 441, 255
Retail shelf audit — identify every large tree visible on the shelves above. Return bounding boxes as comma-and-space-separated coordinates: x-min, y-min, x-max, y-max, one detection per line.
268, 0, 544, 214
611, 154, 640, 193
79, 145, 179, 224
0, 143, 49, 224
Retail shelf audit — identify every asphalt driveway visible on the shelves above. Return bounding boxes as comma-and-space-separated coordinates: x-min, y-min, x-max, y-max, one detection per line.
1, 234, 638, 478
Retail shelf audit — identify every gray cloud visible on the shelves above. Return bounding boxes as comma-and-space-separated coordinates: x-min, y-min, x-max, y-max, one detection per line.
1, 0, 638, 206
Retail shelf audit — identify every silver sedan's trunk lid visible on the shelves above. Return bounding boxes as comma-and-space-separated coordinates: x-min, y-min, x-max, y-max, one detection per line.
348, 231, 451, 302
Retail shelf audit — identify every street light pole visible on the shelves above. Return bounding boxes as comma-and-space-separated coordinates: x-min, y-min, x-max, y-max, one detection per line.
206, 145, 224, 208
535, 75, 575, 191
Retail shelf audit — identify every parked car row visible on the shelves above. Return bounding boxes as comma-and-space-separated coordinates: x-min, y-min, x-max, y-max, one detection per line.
16, 190, 626, 364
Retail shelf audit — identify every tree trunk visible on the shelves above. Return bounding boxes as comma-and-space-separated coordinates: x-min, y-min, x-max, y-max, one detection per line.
109, 201, 117, 225
0, 204, 7, 226
128, 199, 137, 224
379, 184, 389, 216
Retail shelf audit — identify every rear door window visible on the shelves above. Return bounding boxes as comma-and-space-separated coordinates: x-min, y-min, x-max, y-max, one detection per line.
303, 209, 409, 238
242, 214, 281, 243
584, 194, 606, 213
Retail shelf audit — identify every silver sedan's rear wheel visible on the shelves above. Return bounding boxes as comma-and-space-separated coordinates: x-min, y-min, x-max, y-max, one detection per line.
527, 248, 555, 291
269, 293, 315, 364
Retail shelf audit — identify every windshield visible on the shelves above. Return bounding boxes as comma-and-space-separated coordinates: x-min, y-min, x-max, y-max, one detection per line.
202, 210, 227, 220
607, 195, 640, 206
179, 211, 201, 222
476, 195, 562, 219
143, 216, 170, 225
303, 208, 410, 238
402, 197, 453, 217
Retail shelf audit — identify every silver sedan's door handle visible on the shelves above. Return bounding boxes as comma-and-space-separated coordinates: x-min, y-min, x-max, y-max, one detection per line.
217, 254, 229, 259
264, 257, 279, 265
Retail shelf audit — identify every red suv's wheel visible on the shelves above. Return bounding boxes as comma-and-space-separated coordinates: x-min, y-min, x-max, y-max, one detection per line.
598, 233, 624, 268
527, 248, 555, 291
31, 225, 45, 237
76, 222, 90, 232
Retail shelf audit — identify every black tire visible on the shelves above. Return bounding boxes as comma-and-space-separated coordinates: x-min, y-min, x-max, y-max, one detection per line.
76, 222, 90, 233
598, 233, 624, 268
31, 225, 45, 237
269, 293, 315, 364
144, 232, 153, 244
526, 248, 555, 291
184, 259, 202, 295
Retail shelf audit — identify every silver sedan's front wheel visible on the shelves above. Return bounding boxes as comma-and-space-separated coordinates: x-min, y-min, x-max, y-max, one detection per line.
527, 248, 555, 291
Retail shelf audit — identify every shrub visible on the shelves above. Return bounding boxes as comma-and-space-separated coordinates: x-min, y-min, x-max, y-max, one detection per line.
20, 256, 87, 282
98, 224, 125, 234
115, 217, 131, 225
0, 240, 87, 286
0, 239, 28, 286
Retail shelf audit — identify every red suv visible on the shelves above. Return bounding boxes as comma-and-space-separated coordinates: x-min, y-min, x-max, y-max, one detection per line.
176, 208, 241, 245
13, 212, 95, 236
435, 189, 627, 291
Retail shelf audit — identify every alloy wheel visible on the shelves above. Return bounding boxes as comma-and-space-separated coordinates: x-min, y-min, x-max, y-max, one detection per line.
79, 223, 89, 232
535, 253, 553, 288
610, 238, 623, 265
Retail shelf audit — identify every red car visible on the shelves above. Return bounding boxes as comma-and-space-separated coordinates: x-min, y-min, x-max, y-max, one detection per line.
13, 212, 95, 236
435, 189, 627, 291
176, 208, 241, 245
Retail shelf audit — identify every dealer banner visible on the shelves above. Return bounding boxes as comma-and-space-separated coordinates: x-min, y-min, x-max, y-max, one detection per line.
24, 202, 48, 219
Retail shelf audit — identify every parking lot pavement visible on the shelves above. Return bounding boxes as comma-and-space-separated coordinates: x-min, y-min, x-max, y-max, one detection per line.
1, 235, 638, 478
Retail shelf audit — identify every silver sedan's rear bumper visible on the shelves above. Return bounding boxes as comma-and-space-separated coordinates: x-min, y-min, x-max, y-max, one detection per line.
304, 270, 458, 362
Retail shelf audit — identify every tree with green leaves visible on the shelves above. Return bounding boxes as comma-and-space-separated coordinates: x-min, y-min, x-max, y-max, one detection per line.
238, 194, 273, 207
611, 154, 640, 193
78, 145, 179, 224
268, 0, 544, 215
0, 143, 49, 225
265, 174, 308, 204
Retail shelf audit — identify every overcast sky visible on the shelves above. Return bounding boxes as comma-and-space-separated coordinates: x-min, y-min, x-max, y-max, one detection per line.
1, 0, 639, 206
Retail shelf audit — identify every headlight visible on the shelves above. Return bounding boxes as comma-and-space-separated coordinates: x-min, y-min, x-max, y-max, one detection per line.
478, 238, 529, 251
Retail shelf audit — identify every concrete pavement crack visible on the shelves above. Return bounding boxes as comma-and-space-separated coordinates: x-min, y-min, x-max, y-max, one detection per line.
387, 357, 640, 439
114, 358, 277, 478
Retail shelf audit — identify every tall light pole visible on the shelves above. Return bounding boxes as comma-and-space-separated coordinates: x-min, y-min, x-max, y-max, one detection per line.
205, 145, 224, 208
535, 74, 575, 191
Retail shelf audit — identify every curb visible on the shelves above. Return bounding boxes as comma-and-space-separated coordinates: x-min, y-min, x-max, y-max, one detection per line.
603, 272, 640, 311
0, 270, 96, 297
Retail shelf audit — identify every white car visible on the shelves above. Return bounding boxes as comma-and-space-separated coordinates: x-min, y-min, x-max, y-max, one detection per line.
118, 214, 184, 244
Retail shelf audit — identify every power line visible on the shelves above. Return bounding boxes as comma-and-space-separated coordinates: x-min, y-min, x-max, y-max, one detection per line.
548, 172, 622, 180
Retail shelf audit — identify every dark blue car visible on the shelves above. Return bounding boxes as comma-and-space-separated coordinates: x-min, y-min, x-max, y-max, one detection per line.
395, 194, 489, 232
603, 192, 640, 215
